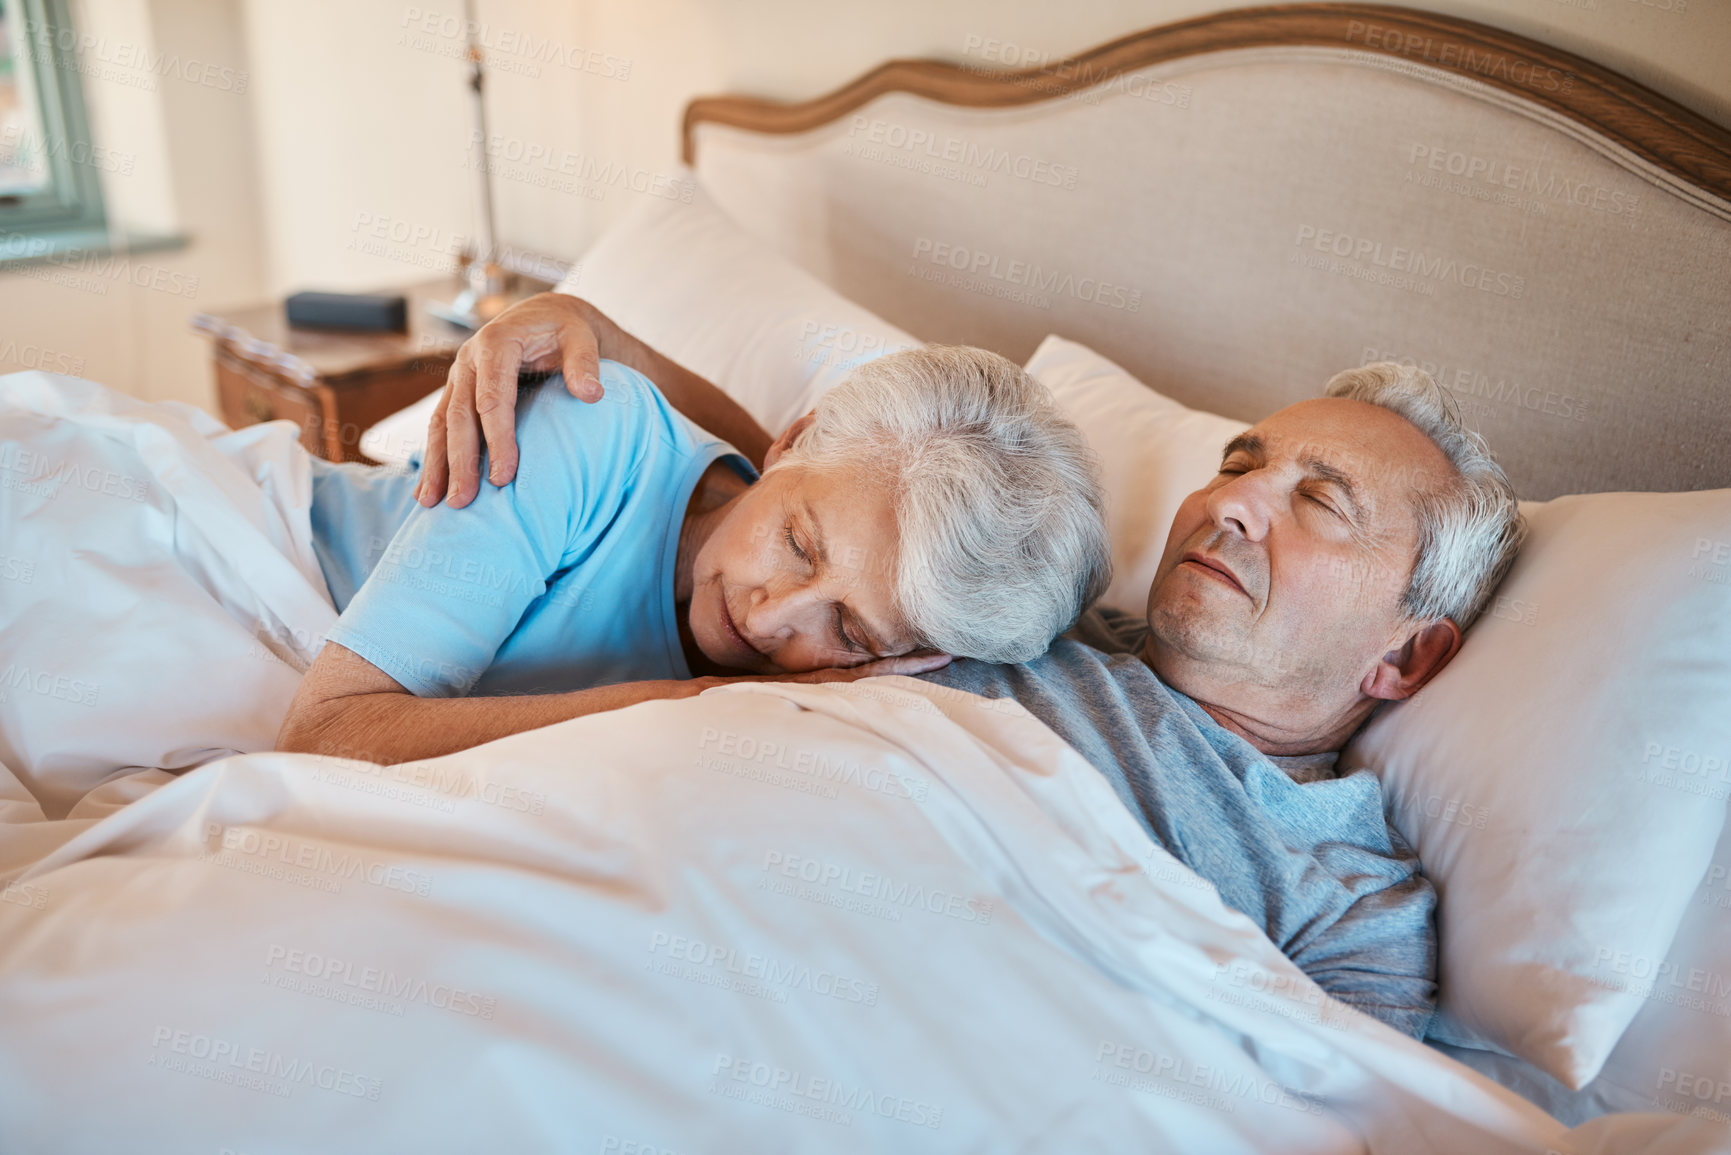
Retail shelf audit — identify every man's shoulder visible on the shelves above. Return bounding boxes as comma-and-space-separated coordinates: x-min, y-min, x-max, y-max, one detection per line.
921, 627, 1173, 726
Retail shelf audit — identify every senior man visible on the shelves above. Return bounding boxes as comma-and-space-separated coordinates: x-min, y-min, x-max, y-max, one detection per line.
416, 293, 1526, 1039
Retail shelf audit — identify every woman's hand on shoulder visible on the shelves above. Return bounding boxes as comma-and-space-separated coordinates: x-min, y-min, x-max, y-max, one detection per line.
418, 292, 610, 509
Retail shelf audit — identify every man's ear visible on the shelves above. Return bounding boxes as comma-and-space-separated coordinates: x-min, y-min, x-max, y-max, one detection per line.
1362, 618, 1463, 701
763, 410, 816, 471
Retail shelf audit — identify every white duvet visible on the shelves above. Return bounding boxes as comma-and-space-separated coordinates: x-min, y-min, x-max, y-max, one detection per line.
2, 676, 1720, 1153
0, 373, 1722, 1153
0, 371, 335, 820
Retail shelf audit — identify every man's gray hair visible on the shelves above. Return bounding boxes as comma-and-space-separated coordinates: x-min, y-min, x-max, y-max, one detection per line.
775, 345, 1111, 664
1324, 362, 1527, 629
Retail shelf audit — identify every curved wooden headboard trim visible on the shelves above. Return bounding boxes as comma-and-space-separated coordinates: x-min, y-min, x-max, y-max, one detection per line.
682, 2, 1731, 202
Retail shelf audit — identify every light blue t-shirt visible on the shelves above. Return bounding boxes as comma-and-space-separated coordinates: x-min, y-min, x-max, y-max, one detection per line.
313, 362, 752, 697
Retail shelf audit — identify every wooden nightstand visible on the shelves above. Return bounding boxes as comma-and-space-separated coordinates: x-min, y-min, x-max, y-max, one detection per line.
192, 277, 548, 463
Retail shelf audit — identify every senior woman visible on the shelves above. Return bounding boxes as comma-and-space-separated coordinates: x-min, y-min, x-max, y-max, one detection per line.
277, 345, 1110, 763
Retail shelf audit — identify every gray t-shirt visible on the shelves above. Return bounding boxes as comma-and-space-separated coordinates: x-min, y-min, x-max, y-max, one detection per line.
920, 606, 1436, 1038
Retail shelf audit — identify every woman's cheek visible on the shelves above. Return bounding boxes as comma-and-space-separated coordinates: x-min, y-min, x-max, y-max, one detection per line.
773, 640, 828, 674
740, 520, 778, 567
716, 525, 766, 581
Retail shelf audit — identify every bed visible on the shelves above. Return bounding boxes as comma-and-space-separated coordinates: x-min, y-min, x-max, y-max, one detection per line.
2, 4, 1729, 1151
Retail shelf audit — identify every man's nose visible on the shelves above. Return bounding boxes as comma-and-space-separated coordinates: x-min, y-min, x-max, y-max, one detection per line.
1207, 473, 1272, 541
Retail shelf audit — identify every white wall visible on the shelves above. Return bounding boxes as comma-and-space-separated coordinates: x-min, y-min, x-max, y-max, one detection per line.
3, 0, 1726, 412
0, 0, 264, 407
243, 0, 1731, 298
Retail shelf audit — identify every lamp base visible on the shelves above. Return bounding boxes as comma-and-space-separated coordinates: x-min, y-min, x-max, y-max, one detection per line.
426, 262, 523, 330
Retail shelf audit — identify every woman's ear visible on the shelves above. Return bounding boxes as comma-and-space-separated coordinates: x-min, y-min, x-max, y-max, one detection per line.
763, 411, 817, 471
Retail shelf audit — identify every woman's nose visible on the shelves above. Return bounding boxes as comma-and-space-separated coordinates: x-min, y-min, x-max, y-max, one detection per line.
743, 579, 825, 638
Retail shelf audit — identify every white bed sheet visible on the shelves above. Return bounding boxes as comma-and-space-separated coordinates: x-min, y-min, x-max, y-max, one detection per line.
0, 675, 1722, 1153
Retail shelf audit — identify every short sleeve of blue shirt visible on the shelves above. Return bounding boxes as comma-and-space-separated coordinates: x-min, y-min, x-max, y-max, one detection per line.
324, 362, 753, 697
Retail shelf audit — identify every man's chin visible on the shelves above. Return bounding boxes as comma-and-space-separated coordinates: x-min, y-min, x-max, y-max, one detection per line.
1144, 601, 1253, 677
1142, 632, 1246, 709
1146, 595, 1226, 657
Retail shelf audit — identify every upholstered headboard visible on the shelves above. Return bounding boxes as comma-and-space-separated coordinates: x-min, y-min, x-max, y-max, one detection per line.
683, 4, 1731, 499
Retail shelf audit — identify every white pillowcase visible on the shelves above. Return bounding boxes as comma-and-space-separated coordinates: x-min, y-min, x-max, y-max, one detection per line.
557, 177, 918, 437
1342, 490, 1731, 1089
358, 388, 440, 467
1022, 334, 1731, 1092
1023, 335, 1247, 615
361, 177, 918, 466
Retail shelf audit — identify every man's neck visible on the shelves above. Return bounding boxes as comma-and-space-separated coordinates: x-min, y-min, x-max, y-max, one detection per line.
1186, 697, 1365, 758
1140, 638, 1371, 757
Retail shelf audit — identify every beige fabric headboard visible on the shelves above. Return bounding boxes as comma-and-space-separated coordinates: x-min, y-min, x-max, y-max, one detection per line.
684, 4, 1731, 500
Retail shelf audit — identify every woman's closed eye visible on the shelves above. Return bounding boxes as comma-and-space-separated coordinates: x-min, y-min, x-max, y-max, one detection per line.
782, 524, 864, 655
832, 606, 863, 654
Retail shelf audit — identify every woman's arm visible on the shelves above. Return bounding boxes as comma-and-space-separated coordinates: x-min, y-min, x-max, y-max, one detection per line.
419, 293, 775, 509
277, 643, 707, 763
277, 642, 949, 764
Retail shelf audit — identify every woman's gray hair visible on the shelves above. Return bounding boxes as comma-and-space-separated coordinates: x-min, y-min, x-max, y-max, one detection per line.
1324, 362, 1527, 629
773, 345, 1111, 664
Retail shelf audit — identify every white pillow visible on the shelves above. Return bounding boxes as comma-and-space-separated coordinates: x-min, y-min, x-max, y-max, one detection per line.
358, 388, 441, 467
1023, 335, 1247, 614
558, 177, 918, 437
1342, 490, 1731, 1089
361, 177, 919, 467
1024, 334, 1731, 1091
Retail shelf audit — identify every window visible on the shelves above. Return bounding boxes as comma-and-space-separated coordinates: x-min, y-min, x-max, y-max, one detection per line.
0, 0, 106, 254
